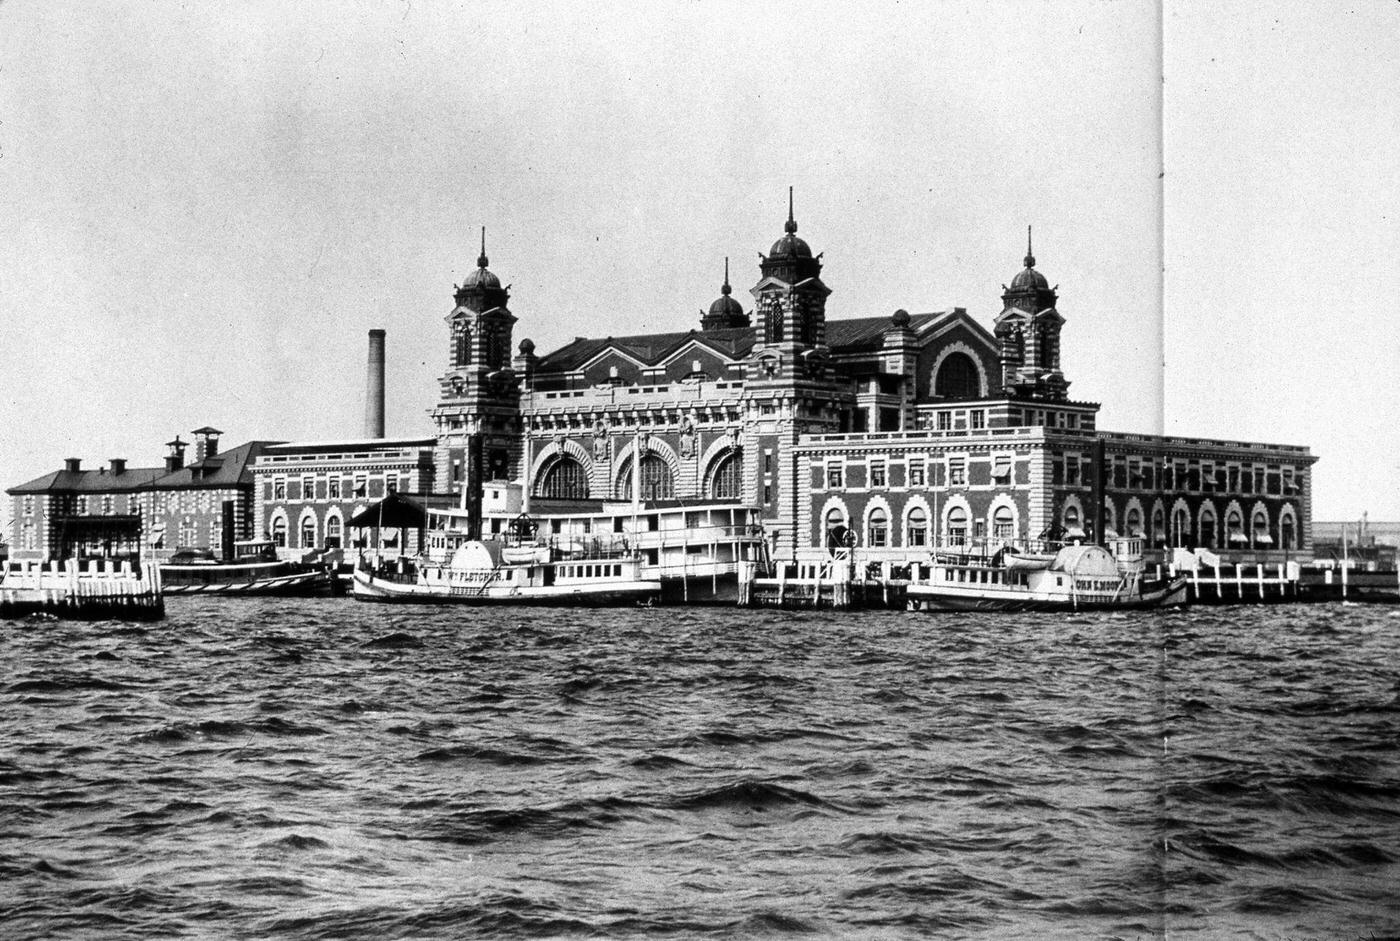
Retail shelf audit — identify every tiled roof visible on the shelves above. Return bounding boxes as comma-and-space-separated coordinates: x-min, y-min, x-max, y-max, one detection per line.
7, 467, 165, 495
535, 327, 756, 373
156, 440, 281, 490
825, 311, 952, 353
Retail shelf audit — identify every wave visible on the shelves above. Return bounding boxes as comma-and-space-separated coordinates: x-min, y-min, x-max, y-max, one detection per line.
666, 779, 848, 814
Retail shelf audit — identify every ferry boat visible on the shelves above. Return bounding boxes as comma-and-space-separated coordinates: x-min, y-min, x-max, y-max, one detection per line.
906, 537, 1188, 612
351, 487, 767, 606
159, 540, 334, 596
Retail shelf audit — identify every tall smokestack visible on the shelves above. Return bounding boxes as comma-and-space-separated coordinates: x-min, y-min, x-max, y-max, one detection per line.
365, 329, 386, 439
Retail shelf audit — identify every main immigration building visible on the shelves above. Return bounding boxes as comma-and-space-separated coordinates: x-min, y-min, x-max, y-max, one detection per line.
9, 197, 1317, 565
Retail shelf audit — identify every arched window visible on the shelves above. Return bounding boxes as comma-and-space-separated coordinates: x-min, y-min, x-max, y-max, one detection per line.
1102, 503, 1118, 539
709, 451, 743, 501
537, 456, 589, 500
992, 505, 1014, 542
1281, 514, 1296, 550
619, 453, 674, 501
1126, 507, 1143, 537
271, 515, 288, 548
946, 506, 968, 546
867, 507, 889, 547
906, 506, 928, 547
1172, 507, 1190, 547
1063, 504, 1082, 537
1253, 510, 1271, 547
326, 513, 343, 549
933, 352, 980, 399
1152, 506, 1166, 544
300, 514, 317, 550
1226, 510, 1246, 546
1201, 510, 1217, 549
453, 323, 470, 366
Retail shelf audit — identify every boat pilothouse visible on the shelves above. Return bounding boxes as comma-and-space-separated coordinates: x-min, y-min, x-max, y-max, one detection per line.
353, 481, 769, 606
905, 535, 1188, 612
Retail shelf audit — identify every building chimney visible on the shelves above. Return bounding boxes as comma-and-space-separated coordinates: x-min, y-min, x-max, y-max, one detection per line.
64, 457, 81, 473
365, 328, 386, 439
192, 427, 222, 464
110, 458, 126, 476
165, 436, 187, 473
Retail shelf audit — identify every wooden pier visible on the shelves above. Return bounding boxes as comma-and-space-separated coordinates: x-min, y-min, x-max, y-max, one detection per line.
1168, 549, 1301, 604
0, 559, 165, 620
738, 555, 907, 610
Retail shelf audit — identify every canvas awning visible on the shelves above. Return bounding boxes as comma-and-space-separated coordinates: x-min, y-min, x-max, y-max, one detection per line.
347, 493, 427, 530
1254, 533, 1274, 544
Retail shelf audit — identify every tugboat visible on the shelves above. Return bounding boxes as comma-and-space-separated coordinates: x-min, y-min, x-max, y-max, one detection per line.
906, 536, 1189, 612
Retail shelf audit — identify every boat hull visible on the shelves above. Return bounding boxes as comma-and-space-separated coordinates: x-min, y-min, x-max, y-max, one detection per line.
161, 568, 333, 596
907, 577, 1189, 613
352, 568, 660, 606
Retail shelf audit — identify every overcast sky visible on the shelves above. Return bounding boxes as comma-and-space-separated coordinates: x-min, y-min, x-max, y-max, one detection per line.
1, 1, 1396, 531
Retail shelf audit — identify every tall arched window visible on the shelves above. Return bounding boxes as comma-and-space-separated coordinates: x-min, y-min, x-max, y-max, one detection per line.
992, 505, 1014, 542
537, 456, 589, 500
326, 513, 343, 548
709, 451, 743, 501
1226, 510, 1245, 545
1172, 507, 1190, 547
1152, 506, 1165, 544
906, 506, 928, 547
867, 507, 889, 547
933, 352, 980, 399
453, 323, 471, 366
946, 506, 968, 546
1201, 509, 1218, 549
300, 514, 317, 550
271, 515, 287, 548
1253, 510, 1271, 547
619, 453, 674, 501
1126, 507, 1143, 537
1281, 514, 1296, 550
1063, 504, 1082, 537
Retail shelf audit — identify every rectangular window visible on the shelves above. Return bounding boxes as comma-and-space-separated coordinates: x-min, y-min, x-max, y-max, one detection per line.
399, 474, 411, 494
992, 456, 1012, 482
909, 463, 925, 487
948, 457, 966, 487
763, 484, 772, 504
76, 496, 88, 515
386, 477, 398, 494
1052, 457, 1064, 485
826, 464, 844, 488
329, 477, 341, 499
354, 475, 367, 497
102, 496, 114, 515
764, 451, 773, 474
870, 461, 886, 488
23, 496, 34, 516
970, 410, 985, 430
936, 411, 951, 431
1066, 455, 1080, 487
301, 475, 314, 498
274, 479, 286, 500
1228, 466, 1239, 493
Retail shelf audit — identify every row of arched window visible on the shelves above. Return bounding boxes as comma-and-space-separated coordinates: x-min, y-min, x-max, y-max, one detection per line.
269, 510, 347, 550
534, 451, 743, 502
1060, 501, 1299, 550
823, 503, 1017, 549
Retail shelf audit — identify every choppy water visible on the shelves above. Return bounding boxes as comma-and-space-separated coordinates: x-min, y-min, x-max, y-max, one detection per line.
2, 601, 1398, 940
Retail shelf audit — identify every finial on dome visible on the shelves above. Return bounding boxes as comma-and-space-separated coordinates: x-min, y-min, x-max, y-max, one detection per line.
1024, 225, 1035, 269
785, 186, 797, 234
477, 226, 489, 269
721, 256, 731, 296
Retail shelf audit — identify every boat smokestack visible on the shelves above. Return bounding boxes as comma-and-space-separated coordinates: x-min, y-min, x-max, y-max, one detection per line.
365, 329, 386, 439
465, 434, 484, 541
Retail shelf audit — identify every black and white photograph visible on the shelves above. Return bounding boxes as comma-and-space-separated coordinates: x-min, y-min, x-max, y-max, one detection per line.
1, 1, 1398, 937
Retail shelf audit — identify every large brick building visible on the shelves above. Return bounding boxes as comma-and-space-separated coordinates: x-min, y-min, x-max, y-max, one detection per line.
416, 198, 1314, 563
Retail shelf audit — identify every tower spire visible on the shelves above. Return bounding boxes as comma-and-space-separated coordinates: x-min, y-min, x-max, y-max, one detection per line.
477, 226, 488, 269
1024, 224, 1035, 269
785, 186, 797, 234
721, 256, 731, 295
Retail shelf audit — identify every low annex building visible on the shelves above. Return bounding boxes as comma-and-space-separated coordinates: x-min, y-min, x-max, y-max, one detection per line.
5, 428, 279, 562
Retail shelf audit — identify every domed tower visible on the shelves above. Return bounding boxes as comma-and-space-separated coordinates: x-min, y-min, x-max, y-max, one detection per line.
993, 227, 1068, 400
750, 188, 831, 376
432, 228, 521, 500
700, 258, 750, 331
